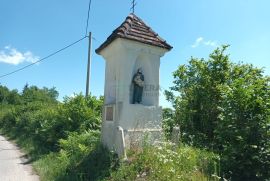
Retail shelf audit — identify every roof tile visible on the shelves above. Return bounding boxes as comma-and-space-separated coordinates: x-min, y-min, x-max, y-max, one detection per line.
96, 13, 172, 54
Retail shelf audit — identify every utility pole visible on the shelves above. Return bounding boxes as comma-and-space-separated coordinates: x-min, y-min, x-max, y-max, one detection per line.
85, 32, 92, 97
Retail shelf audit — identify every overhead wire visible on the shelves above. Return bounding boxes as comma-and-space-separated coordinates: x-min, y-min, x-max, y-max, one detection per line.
0, 36, 87, 79
85, 0, 92, 36
0, 0, 93, 79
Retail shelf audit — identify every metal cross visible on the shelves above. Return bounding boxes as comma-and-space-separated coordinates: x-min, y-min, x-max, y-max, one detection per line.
131, 0, 137, 14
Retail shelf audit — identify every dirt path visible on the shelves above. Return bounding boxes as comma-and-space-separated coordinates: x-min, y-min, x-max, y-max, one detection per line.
0, 135, 39, 181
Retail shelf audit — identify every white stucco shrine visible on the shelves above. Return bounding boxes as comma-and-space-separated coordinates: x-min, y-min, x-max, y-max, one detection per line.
95, 13, 172, 157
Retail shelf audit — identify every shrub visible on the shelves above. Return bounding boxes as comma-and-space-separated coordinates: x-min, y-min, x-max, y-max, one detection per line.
0, 105, 17, 132
109, 143, 220, 181
165, 45, 270, 180
57, 94, 102, 134
34, 131, 118, 181
162, 108, 175, 139
0, 92, 103, 154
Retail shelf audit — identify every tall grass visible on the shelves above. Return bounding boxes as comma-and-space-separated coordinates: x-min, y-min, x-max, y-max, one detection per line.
33, 135, 219, 181
108, 142, 220, 181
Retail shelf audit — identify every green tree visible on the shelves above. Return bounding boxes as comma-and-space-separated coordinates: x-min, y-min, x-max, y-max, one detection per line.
22, 84, 58, 103
0, 85, 21, 104
6, 89, 21, 104
0, 85, 10, 103
166, 45, 231, 148
165, 45, 270, 180
216, 64, 270, 180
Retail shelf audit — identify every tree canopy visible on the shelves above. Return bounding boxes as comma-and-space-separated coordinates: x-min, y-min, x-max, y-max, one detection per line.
165, 45, 270, 180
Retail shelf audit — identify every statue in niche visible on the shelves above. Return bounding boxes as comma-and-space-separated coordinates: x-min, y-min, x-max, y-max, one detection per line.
132, 68, 144, 104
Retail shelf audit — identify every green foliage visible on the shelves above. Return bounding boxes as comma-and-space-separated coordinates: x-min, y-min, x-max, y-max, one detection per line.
0, 85, 9, 103
58, 94, 102, 133
0, 84, 224, 181
216, 66, 270, 180
165, 45, 232, 147
0, 87, 103, 152
0, 84, 221, 181
31, 94, 102, 152
22, 84, 59, 103
165, 45, 270, 180
0, 85, 21, 104
0, 83, 58, 105
0, 84, 108, 181
34, 131, 117, 181
162, 108, 175, 139
0, 104, 17, 130
59, 131, 101, 172
109, 143, 220, 181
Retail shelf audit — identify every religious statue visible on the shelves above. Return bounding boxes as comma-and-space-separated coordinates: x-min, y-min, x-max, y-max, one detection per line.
132, 68, 144, 104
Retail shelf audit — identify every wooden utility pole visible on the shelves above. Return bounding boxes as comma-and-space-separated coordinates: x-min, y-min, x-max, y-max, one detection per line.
86, 32, 92, 97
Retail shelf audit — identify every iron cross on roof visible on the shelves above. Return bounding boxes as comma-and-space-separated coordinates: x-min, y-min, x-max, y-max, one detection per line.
131, 0, 137, 14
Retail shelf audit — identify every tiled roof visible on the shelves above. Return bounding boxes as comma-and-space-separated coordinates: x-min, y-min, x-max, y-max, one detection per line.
95, 13, 173, 54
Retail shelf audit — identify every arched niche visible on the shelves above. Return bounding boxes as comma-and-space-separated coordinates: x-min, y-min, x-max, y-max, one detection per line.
130, 53, 154, 106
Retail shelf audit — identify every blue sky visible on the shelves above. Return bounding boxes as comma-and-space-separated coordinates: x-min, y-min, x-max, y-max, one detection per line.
1, 0, 270, 107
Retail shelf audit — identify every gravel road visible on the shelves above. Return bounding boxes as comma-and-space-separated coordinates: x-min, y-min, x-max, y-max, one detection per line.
0, 135, 39, 181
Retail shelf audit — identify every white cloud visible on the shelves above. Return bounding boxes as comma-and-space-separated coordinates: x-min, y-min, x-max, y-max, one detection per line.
204, 40, 217, 47
0, 46, 39, 65
191, 37, 217, 48
191, 37, 204, 48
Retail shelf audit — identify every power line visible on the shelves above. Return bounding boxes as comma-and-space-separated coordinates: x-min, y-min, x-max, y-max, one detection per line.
1, 1, 93, 79
85, 0, 92, 36
0, 36, 87, 79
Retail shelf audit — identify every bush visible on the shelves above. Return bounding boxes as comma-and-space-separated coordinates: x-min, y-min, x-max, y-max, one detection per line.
57, 94, 102, 134
0, 105, 18, 132
0, 92, 103, 154
34, 131, 118, 181
165, 45, 270, 180
109, 143, 220, 181
162, 108, 175, 139
216, 70, 270, 180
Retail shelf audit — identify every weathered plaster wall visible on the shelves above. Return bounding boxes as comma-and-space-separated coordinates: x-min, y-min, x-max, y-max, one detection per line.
99, 38, 168, 156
